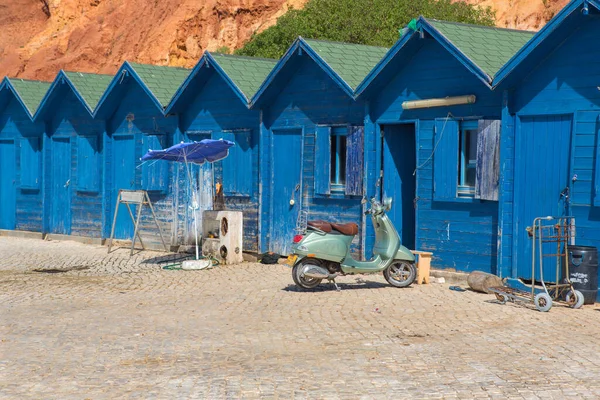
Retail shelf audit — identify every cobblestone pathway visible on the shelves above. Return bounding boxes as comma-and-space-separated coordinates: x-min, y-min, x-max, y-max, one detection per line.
1, 237, 600, 399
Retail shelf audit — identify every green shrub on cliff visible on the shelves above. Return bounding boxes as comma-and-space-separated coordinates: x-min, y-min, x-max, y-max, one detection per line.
236, 0, 495, 59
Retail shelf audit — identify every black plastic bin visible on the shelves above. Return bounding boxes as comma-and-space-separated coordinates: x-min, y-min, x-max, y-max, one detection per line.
566, 245, 598, 305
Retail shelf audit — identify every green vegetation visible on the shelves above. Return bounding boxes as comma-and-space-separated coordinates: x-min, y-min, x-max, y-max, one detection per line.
215, 46, 231, 55
236, 0, 495, 59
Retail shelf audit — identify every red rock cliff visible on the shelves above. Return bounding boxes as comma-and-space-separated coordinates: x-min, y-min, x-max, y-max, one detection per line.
0, 0, 569, 81
0, 0, 307, 80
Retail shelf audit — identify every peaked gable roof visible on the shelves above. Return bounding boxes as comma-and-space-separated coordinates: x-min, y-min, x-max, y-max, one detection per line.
34, 71, 113, 120
303, 39, 389, 90
493, 0, 599, 87
128, 62, 191, 108
251, 37, 388, 107
64, 71, 113, 111
166, 52, 277, 113
210, 53, 278, 101
3, 78, 51, 118
356, 16, 534, 96
94, 61, 191, 118
428, 19, 534, 79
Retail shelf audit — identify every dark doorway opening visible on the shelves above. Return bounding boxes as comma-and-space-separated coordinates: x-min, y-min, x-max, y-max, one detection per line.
381, 124, 417, 250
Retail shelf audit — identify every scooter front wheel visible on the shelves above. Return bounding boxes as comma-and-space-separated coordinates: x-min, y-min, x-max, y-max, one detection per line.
384, 261, 416, 288
292, 259, 323, 290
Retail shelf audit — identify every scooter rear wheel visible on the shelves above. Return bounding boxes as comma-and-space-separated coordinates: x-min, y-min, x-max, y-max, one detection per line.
384, 262, 416, 288
292, 259, 323, 289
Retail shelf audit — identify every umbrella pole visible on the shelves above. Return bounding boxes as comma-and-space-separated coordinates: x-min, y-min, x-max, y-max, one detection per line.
183, 156, 200, 260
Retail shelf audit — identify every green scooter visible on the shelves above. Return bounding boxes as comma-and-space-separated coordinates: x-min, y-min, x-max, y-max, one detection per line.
289, 198, 416, 290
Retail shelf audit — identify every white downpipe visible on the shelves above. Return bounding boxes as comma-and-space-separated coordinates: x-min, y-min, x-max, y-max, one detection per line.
402, 95, 476, 110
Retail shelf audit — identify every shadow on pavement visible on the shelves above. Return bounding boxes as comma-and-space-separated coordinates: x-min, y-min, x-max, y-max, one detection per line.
141, 254, 194, 265
282, 281, 405, 292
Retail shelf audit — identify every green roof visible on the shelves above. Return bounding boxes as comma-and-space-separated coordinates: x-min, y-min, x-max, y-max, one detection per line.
64, 71, 113, 111
303, 39, 389, 90
210, 53, 277, 100
128, 62, 191, 108
7, 78, 51, 115
427, 19, 535, 78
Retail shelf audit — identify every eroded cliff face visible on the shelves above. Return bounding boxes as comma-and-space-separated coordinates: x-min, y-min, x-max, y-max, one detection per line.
0, 0, 569, 81
0, 0, 307, 80
459, 0, 570, 30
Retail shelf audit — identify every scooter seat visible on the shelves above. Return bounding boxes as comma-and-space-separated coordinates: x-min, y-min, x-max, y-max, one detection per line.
307, 220, 333, 233
331, 222, 358, 236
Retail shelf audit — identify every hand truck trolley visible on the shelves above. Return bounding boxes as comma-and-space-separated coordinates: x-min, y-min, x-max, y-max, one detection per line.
489, 216, 584, 312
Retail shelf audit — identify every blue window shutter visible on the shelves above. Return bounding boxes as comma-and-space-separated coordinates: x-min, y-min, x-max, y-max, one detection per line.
217, 130, 252, 197
433, 118, 459, 201
346, 125, 364, 196
142, 135, 168, 192
314, 126, 331, 195
77, 136, 100, 192
475, 120, 501, 201
20, 137, 41, 190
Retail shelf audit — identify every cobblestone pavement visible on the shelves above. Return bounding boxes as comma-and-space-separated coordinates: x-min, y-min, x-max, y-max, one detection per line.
1, 237, 600, 399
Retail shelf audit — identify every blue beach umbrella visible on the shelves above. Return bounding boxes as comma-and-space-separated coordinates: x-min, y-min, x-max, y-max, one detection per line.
141, 139, 234, 259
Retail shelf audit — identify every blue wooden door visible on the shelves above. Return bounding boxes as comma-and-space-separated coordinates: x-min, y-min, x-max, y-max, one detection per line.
112, 134, 136, 239
382, 124, 416, 249
50, 137, 72, 234
0, 139, 16, 229
271, 129, 302, 255
514, 115, 572, 281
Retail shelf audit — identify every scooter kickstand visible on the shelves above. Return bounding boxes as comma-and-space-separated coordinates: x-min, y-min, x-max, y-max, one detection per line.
329, 279, 341, 291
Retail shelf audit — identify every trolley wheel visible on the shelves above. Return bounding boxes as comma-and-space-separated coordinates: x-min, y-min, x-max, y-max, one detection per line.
534, 293, 553, 312
566, 290, 585, 309
495, 292, 508, 304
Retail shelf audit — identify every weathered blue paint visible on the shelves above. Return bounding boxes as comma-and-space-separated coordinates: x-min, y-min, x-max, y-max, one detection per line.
496, 3, 600, 301
173, 59, 262, 252
214, 130, 253, 197
77, 135, 100, 193
0, 83, 45, 233
433, 119, 460, 201
475, 120, 501, 201
20, 136, 41, 190
271, 129, 303, 254
497, 91, 515, 278
364, 32, 504, 273
0, 139, 16, 229
104, 80, 177, 244
49, 136, 72, 234
257, 53, 366, 256
382, 124, 416, 249
492, 0, 599, 88
252, 38, 355, 108
141, 134, 168, 193
513, 115, 572, 280
38, 83, 105, 237
345, 126, 364, 196
314, 126, 331, 196
112, 134, 136, 239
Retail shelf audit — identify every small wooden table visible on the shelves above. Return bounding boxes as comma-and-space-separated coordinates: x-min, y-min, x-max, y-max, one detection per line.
411, 250, 433, 284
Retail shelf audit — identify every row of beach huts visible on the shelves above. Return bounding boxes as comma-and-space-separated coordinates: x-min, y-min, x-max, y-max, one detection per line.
2, 0, 600, 290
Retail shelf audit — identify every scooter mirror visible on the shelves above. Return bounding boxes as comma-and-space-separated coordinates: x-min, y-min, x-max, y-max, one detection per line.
383, 196, 393, 211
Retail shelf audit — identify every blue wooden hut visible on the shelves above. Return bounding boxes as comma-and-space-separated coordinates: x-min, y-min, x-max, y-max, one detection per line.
34, 71, 112, 238
489, 0, 600, 292
251, 38, 388, 255
94, 62, 190, 246
166, 52, 277, 252
356, 18, 533, 273
0, 78, 49, 232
